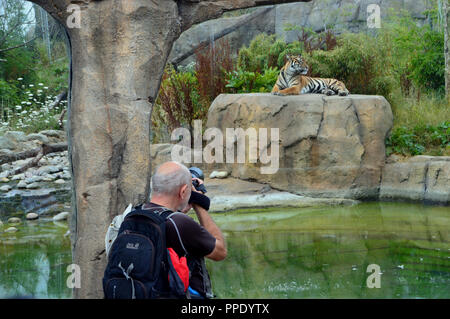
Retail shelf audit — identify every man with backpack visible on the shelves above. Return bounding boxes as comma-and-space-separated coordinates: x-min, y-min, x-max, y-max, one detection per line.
103, 161, 227, 299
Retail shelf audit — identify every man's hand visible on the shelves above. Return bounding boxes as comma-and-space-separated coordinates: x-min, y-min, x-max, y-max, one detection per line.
191, 177, 205, 194
181, 178, 204, 214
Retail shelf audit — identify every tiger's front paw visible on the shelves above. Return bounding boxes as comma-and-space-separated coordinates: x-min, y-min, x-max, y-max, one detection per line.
272, 91, 285, 96
321, 89, 335, 96
338, 90, 349, 96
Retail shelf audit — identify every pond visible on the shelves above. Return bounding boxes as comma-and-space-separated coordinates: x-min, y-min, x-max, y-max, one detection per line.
0, 202, 449, 299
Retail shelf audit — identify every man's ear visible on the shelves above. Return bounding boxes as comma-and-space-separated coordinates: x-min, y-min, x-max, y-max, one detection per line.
179, 184, 189, 198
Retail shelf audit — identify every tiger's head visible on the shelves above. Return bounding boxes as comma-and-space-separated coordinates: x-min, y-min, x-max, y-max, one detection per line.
284, 54, 308, 75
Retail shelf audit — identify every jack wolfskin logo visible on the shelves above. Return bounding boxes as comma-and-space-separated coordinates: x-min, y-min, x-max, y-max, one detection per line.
126, 243, 140, 250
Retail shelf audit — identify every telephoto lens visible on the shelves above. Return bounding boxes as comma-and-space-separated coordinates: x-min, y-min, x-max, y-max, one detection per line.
189, 167, 207, 193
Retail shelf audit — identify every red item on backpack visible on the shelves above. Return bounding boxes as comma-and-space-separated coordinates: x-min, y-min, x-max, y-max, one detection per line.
167, 247, 189, 292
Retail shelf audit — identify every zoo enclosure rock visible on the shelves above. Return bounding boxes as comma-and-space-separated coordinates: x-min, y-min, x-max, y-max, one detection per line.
206, 93, 393, 200
380, 156, 450, 204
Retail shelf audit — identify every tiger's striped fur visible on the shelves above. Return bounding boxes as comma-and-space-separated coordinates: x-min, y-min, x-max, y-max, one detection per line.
271, 55, 349, 96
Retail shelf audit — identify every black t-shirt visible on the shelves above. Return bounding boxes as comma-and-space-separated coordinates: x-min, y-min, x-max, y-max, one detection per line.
143, 202, 216, 296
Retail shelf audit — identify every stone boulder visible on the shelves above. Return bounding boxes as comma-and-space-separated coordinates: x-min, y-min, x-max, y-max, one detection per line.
380, 156, 450, 204
205, 93, 393, 200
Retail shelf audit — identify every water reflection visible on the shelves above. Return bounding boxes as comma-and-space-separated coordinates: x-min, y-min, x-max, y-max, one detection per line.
0, 202, 448, 299
206, 202, 450, 298
0, 219, 72, 299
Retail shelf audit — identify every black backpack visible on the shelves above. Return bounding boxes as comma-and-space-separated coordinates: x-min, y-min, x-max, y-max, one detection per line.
102, 205, 187, 299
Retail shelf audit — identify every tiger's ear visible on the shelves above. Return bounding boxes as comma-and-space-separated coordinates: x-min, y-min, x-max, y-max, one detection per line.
286, 54, 293, 61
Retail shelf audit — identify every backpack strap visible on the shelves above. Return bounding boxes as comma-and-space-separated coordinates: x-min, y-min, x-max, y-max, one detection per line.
126, 204, 173, 222
167, 212, 188, 257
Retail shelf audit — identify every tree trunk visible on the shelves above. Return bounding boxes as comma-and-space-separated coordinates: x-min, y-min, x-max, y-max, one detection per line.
67, 1, 181, 299
28, 0, 310, 299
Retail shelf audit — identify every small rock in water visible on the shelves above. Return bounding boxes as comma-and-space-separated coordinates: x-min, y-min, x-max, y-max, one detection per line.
11, 173, 24, 181
26, 182, 40, 189
209, 170, 229, 179
0, 185, 11, 192
8, 217, 21, 224
54, 179, 66, 184
42, 174, 56, 182
1, 163, 12, 171
17, 180, 27, 188
5, 226, 18, 233
0, 177, 10, 183
53, 211, 69, 221
25, 176, 43, 184
26, 213, 39, 220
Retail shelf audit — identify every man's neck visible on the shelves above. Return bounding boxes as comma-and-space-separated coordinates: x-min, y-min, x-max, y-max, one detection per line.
149, 195, 177, 212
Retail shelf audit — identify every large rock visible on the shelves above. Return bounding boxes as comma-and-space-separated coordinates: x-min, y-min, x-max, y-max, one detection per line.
380, 156, 450, 204
206, 93, 393, 200
0, 136, 17, 150
169, 7, 275, 66
169, 0, 430, 65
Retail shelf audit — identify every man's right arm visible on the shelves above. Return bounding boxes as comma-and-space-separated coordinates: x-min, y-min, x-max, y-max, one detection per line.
192, 204, 227, 261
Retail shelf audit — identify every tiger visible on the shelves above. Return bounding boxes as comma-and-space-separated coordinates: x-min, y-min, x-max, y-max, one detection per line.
271, 54, 349, 96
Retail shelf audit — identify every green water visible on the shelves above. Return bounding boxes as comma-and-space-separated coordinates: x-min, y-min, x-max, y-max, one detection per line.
0, 218, 72, 298
0, 202, 449, 298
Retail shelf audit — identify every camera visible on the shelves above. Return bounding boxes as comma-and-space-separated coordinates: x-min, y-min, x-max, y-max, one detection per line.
189, 167, 207, 194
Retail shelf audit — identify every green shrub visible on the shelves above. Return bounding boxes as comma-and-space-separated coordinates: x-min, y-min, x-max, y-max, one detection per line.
225, 67, 279, 93
237, 34, 304, 73
306, 33, 395, 98
386, 122, 449, 156
381, 9, 445, 95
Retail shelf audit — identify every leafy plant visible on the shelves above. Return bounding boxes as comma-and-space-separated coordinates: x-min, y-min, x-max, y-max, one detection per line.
225, 67, 279, 93
386, 122, 450, 156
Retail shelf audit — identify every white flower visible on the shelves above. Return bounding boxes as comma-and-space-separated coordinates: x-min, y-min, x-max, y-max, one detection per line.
28, 93, 33, 96
29, 84, 34, 87
37, 89, 43, 93
15, 105, 22, 110
44, 87, 48, 90
38, 83, 44, 86
17, 78, 23, 81
21, 110, 27, 114
26, 102, 31, 105
21, 101, 26, 104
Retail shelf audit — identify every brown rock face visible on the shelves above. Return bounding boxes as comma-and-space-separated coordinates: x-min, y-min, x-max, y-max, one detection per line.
380, 156, 450, 204
205, 93, 393, 199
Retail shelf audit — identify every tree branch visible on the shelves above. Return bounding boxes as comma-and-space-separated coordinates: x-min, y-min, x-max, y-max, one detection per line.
0, 143, 67, 166
0, 36, 38, 53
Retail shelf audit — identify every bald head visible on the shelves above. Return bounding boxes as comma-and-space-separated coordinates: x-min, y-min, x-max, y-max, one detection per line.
151, 161, 191, 196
